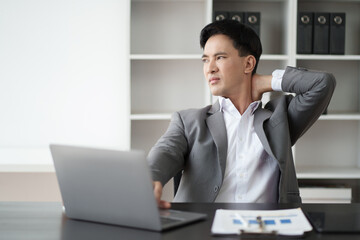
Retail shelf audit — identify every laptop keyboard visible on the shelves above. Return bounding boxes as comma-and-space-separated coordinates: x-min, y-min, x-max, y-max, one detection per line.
160, 216, 182, 225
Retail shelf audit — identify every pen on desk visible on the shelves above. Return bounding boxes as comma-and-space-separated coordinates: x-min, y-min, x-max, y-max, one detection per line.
236, 213, 248, 228
257, 216, 264, 231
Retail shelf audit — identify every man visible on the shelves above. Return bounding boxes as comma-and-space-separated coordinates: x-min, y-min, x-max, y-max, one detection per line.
147, 20, 336, 208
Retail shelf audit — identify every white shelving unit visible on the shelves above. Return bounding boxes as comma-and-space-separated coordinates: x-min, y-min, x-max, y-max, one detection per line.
295, 0, 360, 182
130, 0, 211, 159
130, 0, 360, 201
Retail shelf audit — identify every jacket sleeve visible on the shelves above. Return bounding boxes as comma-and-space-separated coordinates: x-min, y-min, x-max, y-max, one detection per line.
279, 66, 336, 145
146, 111, 188, 186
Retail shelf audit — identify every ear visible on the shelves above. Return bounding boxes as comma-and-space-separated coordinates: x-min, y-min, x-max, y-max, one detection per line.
244, 55, 256, 74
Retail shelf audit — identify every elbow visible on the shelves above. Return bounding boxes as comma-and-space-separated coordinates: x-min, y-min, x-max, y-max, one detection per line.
321, 72, 337, 93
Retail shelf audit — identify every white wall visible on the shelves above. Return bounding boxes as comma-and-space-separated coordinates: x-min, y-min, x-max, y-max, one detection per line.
0, 0, 130, 165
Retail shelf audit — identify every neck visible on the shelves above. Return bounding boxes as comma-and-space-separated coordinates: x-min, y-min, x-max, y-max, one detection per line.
229, 95, 252, 115
227, 78, 253, 115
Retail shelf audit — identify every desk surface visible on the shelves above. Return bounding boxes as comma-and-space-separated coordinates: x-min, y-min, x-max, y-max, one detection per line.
1, 202, 360, 240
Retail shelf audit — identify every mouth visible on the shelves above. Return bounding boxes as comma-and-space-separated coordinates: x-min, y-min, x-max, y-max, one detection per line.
209, 77, 220, 85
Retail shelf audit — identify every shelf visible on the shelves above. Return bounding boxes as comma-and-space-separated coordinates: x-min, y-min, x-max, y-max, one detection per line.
131, 54, 201, 60
131, 59, 207, 114
319, 113, 360, 120
260, 55, 289, 60
131, 0, 206, 54
296, 60, 360, 114
296, 55, 360, 61
130, 54, 289, 60
131, 114, 172, 120
296, 166, 360, 179
132, 0, 206, 2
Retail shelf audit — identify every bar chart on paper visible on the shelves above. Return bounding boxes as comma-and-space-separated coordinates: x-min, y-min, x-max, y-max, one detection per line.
211, 208, 312, 236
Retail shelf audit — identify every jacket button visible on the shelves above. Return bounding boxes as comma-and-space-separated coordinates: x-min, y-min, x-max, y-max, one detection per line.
214, 186, 219, 192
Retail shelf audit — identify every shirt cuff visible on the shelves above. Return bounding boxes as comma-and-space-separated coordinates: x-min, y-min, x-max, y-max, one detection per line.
271, 69, 285, 91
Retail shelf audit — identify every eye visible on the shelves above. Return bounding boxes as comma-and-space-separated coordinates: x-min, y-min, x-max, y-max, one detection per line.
216, 56, 225, 60
201, 58, 209, 63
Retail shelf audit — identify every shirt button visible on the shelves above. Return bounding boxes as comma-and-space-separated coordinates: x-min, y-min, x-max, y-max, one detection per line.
237, 195, 243, 200
214, 186, 219, 193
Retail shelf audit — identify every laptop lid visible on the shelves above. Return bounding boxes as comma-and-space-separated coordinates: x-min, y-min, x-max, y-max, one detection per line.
50, 144, 206, 231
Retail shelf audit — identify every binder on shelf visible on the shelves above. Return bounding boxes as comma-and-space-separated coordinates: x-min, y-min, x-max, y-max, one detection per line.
229, 12, 244, 23
330, 12, 346, 55
244, 12, 260, 37
214, 11, 229, 22
297, 12, 313, 54
313, 12, 330, 54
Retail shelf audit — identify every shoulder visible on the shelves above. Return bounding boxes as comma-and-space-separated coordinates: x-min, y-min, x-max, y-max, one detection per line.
264, 94, 293, 112
175, 105, 213, 122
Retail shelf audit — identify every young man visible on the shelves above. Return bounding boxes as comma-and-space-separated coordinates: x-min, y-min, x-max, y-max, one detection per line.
148, 20, 336, 208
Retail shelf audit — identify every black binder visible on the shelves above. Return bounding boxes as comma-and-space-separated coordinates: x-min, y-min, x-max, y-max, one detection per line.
229, 12, 244, 23
297, 12, 313, 54
313, 12, 330, 54
244, 12, 260, 37
213, 11, 229, 22
330, 13, 346, 54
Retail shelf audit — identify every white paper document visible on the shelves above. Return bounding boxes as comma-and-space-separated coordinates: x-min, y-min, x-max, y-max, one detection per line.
211, 208, 312, 236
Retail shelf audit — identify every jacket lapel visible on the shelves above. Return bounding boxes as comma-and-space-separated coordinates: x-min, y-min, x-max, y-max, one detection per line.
254, 107, 277, 161
206, 102, 280, 180
206, 102, 227, 179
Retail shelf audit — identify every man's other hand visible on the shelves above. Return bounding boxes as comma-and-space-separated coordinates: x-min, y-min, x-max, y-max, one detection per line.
251, 73, 272, 101
153, 181, 171, 209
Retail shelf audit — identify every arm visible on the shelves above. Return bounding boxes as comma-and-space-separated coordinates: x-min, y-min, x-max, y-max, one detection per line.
147, 112, 189, 208
147, 112, 188, 185
281, 66, 336, 145
255, 66, 336, 145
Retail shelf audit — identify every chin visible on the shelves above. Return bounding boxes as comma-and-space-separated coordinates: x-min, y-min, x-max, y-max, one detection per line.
209, 88, 221, 96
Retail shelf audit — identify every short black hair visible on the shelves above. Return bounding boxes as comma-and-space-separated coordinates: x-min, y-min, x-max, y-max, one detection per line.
200, 19, 262, 74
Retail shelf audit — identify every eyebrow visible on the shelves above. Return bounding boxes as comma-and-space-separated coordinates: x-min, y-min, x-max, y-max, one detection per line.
201, 52, 228, 58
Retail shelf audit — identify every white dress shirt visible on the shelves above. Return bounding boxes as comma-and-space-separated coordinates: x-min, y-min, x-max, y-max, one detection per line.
214, 70, 284, 203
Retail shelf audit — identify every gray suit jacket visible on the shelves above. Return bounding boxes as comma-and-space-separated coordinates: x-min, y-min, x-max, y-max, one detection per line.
147, 66, 336, 203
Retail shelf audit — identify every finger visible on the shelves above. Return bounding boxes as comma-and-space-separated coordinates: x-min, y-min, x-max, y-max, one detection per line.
159, 200, 171, 209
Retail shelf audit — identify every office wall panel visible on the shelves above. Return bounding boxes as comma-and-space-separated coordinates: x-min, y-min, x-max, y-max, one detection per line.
0, 0, 130, 165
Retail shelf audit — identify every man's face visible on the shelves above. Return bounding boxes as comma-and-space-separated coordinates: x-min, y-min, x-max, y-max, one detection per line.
202, 34, 247, 98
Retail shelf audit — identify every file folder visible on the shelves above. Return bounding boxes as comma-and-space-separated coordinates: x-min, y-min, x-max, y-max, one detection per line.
244, 12, 260, 37
213, 11, 229, 22
229, 12, 244, 23
330, 13, 345, 54
297, 12, 313, 54
313, 12, 330, 54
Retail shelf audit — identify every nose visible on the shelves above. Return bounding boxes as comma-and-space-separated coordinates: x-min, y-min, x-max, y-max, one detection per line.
207, 59, 218, 74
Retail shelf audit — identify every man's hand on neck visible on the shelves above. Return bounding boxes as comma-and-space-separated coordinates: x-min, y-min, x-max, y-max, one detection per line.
251, 73, 273, 102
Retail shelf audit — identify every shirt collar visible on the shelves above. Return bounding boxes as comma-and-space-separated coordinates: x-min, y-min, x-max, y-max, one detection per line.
218, 96, 261, 116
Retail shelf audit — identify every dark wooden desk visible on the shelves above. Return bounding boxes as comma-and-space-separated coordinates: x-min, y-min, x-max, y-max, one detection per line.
1, 202, 360, 239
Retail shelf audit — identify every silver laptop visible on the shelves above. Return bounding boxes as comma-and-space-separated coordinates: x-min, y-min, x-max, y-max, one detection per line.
50, 144, 206, 231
